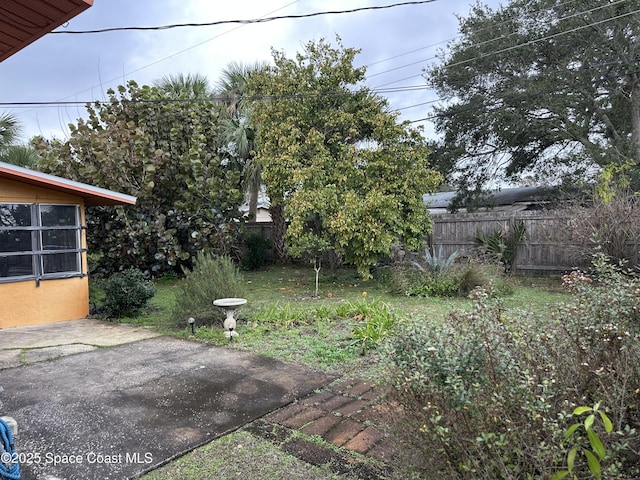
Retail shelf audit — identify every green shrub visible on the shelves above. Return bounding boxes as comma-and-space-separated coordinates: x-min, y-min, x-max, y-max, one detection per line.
103, 268, 156, 318
405, 272, 461, 296
173, 253, 246, 326
476, 218, 526, 273
384, 254, 640, 479
405, 259, 492, 298
241, 233, 272, 270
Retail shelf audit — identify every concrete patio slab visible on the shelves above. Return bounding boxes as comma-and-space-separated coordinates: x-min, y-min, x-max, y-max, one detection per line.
0, 318, 161, 349
0, 336, 334, 480
0, 318, 162, 370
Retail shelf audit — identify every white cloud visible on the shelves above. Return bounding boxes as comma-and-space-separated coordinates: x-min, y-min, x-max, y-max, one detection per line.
0, 0, 503, 141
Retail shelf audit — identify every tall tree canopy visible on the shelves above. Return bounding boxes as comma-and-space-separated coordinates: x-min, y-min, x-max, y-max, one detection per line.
33, 81, 243, 276
248, 39, 441, 278
428, 0, 640, 205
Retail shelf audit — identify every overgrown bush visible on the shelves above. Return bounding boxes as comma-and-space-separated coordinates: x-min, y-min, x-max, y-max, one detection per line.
384, 253, 640, 479
553, 193, 640, 268
103, 268, 156, 318
173, 253, 246, 326
241, 233, 272, 270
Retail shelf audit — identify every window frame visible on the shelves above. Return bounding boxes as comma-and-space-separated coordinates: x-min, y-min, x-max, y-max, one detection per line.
0, 203, 86, 284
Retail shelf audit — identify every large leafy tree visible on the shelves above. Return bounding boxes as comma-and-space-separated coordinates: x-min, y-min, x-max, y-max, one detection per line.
33, 81, 243, 276
428, 0, 640, 206
248, 39, 441, 278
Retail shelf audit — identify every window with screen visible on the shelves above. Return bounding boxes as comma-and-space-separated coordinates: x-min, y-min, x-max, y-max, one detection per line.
0, 203, 84, 282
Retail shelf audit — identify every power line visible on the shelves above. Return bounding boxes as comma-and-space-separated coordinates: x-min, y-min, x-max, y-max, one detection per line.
9, 0, 637, 136
362, 0, 584, 75
365, 0, 627, 83
50, 1, 438, 34
440, 4, 640, 72
380, 2, 640, 117
406, 66, 640, 124
0, 83, 437, 108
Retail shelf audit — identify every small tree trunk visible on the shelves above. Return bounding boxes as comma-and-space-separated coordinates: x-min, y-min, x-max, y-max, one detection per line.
248, 190, 259, 223
270, 203, 289, 263
314, 257, 321, 297
630, 75, 640, 168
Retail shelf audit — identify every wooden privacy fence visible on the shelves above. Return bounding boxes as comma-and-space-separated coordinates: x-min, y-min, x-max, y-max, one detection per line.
429, 211, 580, 275
243, 210, 638, 275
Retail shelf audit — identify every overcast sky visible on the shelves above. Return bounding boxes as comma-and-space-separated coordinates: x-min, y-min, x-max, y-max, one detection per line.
0, 0, 503, 143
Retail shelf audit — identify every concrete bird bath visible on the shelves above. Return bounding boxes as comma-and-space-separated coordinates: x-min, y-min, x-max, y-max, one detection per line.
213, 298, 247, 342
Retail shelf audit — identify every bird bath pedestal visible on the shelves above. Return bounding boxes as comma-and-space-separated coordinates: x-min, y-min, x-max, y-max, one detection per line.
213, 297, 247, 342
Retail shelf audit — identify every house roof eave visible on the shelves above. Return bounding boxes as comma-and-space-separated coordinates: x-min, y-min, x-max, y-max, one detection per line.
0, 0, 94, 62
0, 162, 136, 207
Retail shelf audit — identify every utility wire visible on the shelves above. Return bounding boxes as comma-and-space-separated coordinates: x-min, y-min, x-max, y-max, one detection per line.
8, 0, 637, 132
362, 0, 583, 70
365, 0, 628, 82
407, 66, 640, 124
375, 2, 640, 113
439, 6, 640, 72
50, 1, 438, 34
3, 57, 634, 110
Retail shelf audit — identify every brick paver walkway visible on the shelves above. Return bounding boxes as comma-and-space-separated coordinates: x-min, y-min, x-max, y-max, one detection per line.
246, 378, 396, 478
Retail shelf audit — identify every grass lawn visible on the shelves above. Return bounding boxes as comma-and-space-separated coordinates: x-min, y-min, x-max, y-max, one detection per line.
104, 264, 569, 479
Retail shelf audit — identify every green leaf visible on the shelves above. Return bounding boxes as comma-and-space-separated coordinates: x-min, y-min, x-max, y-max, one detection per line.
584, 449, 602, 480
564, 423, 581, 442
587, 428, 606, 460
567, 447, 577, 473
598, 410, 614, 433
573, 406, 593, 416
551, 470, 570, 480
584, 414, 595, 431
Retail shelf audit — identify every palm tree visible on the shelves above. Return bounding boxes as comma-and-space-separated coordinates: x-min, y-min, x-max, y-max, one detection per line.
215, 61, 265, 116
216, 62, 267, 224
3, 145, 39, 168
153, 73, 212, 99
0, 112, 20, 157
0, 113, 38, 168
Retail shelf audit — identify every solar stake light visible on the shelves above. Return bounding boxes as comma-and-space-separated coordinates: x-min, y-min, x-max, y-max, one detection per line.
188, 317, 195, 335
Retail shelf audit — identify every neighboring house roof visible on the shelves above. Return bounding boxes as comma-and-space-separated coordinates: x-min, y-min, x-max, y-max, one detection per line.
424, 186, 549, 213
0, 161, 136, 206
0, 0, 93, 62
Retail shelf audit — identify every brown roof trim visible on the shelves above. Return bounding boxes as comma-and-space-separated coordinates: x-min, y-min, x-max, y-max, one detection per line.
1, 0, 94, 62
0, 162, 136, 206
